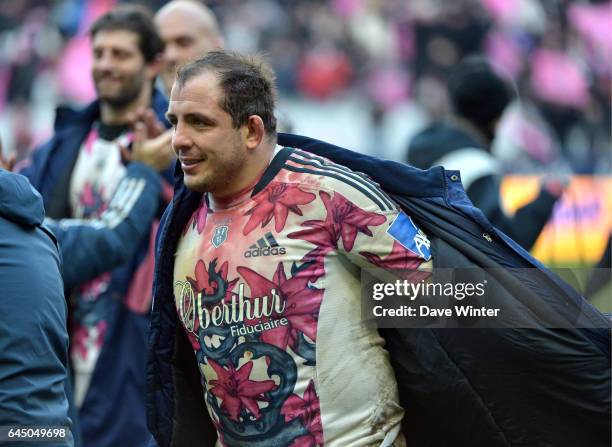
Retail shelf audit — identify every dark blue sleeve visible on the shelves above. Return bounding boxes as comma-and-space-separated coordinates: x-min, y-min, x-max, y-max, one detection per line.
47, 162, 162, 289
0, 219, 73, 446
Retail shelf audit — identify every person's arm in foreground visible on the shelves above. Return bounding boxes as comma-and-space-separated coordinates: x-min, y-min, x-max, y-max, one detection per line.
1, 129, 173, 289
0, 168, 73, 446
46, 162, 162, 289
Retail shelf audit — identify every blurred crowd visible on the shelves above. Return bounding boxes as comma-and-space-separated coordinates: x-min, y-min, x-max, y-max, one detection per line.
0, 0, 610, 173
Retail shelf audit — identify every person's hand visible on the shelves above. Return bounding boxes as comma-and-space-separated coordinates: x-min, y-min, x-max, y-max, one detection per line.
127, 107, 166, 139
0, 137, 16, 171
120, 106, 175, 171
120, 127, 175, 172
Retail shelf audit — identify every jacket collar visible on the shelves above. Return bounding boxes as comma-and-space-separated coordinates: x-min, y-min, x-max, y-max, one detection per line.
277, 133, 448, 199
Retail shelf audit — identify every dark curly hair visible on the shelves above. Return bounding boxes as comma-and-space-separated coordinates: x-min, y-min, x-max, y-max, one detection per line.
90, 5, 164, 63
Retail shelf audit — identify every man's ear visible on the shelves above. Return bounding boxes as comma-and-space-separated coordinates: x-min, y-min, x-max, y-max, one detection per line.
244, 115, 265, 150
146, 54, 163, 80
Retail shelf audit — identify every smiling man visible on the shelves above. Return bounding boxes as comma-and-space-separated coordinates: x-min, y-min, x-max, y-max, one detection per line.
19, 5, 169, 447
147, 50, 432, 447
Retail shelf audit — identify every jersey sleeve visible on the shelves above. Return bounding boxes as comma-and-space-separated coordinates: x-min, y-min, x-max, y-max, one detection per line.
325, 185, 432, 275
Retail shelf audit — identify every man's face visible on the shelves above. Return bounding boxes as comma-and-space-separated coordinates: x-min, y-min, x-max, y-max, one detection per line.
156, 11, 220, 93
166, 71, 247, 194
91, 30, 149, 107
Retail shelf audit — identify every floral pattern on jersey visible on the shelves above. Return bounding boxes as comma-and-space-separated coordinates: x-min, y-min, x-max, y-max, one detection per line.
281, 380, 323, 447
205, 342, 307, 447
360, 240, 428, 274
71, 273, 111, 361
176, 180, 419, 445
184, 199, 207, 235
237, 261, 324, 353
187, 258, 238, 298
208, 358, 277, 422
243, 182, 316, 235
288, 190, 387, 256
72, 320, 107, 361
77, 182, 108, 218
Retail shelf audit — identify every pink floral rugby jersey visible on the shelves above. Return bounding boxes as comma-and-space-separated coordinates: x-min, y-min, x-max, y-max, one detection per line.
173, 147, 432, 447
68, 127, 130, 406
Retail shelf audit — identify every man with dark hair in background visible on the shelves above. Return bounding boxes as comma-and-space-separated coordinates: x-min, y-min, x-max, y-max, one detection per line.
407, 56, 564, 250
19, 5, 170, 447
0, 133, 174, 447
124, 0, 226, 177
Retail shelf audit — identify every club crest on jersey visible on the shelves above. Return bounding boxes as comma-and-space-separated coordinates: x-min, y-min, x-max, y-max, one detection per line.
212, 225, 229, 248
387, 212, 432, 261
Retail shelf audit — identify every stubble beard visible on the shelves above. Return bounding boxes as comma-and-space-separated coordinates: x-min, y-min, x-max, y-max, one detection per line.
96, 71, 147, 109
185, 139, 247, 195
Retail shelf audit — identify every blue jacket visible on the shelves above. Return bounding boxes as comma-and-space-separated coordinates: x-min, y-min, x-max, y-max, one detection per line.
147, 134, 610, 447
0, 169, 73, 447
20, 90, 169, 447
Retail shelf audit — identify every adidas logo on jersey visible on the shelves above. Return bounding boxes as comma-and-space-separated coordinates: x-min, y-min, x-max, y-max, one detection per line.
244, 232, 287, 258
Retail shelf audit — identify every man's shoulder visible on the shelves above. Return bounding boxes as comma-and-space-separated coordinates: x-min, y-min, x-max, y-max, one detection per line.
408, 122, 478, 168
279, 147, 397, 213
53, 99, 100, 132
0, 169, 45, 227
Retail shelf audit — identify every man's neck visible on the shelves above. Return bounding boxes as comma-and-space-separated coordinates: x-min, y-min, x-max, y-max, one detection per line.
209, 169, 266, 210
210, 141, 278, 209
99, 85, 153, 125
